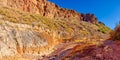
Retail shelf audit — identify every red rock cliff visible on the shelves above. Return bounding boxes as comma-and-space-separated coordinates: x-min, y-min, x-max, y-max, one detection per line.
0, 0, 98, 24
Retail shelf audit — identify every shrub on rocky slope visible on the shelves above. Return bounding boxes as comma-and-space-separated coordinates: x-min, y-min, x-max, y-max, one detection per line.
111, 23, 120, 40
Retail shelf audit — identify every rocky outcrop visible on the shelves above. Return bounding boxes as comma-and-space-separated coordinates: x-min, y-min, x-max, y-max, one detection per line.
62, 40, 120, 60
81, 14, 98, 24
0, 0, 111, 60
0, 5, 111, 59
0, 0, 98, 24
44, 40, 120, 60
0, 20, 61, 60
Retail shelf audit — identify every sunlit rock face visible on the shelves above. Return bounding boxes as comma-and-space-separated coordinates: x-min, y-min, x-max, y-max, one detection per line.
0, 21, 60, 59
0, 0, 98, 24
0, 0, 111, 60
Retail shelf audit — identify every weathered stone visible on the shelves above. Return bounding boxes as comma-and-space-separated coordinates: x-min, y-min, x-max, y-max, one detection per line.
0, 0, 98, 24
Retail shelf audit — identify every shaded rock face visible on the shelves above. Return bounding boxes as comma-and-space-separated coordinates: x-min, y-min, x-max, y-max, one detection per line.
0, 0, 98, 24
81, 14, 98, 24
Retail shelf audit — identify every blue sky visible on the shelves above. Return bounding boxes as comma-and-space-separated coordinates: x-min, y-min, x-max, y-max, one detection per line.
48, 0, 120, 29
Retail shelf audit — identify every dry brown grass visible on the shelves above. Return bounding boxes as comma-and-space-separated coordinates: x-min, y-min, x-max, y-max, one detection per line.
111, 24, 120, 40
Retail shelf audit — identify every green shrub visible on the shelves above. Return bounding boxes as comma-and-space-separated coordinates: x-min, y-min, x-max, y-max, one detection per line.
111, 24, 120, 40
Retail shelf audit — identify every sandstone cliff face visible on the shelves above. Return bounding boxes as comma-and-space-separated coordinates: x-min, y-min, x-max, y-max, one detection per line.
0, 0, 98, 24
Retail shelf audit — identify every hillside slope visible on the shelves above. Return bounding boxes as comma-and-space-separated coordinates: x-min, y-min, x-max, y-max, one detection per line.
0, 0, 111, 60
0, 0, 100, 24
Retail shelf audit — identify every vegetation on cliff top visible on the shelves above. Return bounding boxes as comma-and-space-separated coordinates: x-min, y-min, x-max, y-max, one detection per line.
0, 6, 111, 41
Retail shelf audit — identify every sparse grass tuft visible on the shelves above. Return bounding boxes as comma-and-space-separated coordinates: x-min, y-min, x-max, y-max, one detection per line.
0, 6, 112, 41
96, 23, 111, 34
0, 6, 59, 30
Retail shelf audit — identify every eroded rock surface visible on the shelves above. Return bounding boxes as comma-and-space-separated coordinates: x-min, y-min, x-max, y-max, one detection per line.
0, 21, 61, 60
45, 40, 120, 60
0, 0, 98, 24
0, 0, 112, 60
